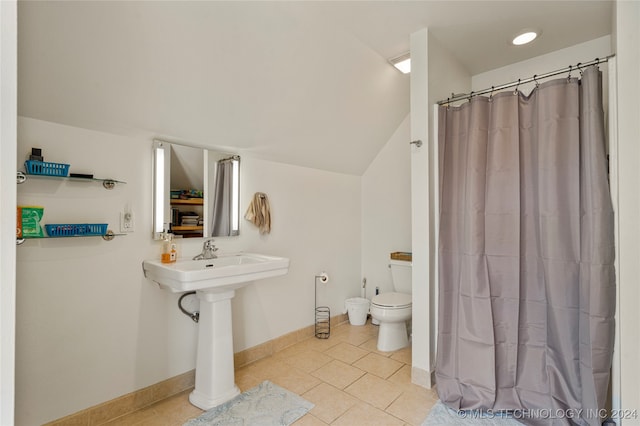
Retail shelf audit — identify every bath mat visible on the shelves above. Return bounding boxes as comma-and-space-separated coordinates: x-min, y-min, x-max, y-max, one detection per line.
422, 400, 524, 425
184, 380, 314, 426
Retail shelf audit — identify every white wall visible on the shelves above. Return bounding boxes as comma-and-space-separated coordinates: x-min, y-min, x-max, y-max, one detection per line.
360, 28, 479, 392
613, 1, 640, 423
410, 29, 431, 388
410, 29, 472, 387
472, 36, 612, 99
229, 156, 361, 351
16, 118, 190, 426
15, 117, 361, 425
361, 115, 411, 299
0, 1, 17, 425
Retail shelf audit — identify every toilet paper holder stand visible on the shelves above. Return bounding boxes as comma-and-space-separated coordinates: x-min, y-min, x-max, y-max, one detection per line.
315, 272, 330, 339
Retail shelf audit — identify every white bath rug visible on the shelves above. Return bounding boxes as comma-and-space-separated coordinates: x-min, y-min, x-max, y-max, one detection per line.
422, 400, 524, 425
183, 380, 314, 426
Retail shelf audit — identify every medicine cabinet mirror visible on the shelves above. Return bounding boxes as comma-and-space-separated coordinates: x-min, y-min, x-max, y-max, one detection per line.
152, 140, 240, 240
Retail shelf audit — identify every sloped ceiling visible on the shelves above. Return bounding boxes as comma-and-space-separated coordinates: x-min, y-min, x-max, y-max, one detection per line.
17, 1, 612, 175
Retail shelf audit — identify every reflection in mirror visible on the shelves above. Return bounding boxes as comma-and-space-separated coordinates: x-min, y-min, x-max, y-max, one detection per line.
170, 144, 205, 238
209, 154, 240, 237
152, 140, 240, 240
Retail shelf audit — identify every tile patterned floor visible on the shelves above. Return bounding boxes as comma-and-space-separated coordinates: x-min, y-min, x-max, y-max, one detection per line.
104, 320, 439, 425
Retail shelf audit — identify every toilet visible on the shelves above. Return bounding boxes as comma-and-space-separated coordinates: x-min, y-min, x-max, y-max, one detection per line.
370, 257, 412, 352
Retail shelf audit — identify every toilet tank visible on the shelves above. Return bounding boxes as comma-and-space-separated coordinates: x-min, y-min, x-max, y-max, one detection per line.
390, 259, 412, 294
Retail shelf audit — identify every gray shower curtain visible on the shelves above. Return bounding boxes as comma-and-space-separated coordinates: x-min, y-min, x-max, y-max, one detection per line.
210, 159, 233, 237
435, 66, 615, 426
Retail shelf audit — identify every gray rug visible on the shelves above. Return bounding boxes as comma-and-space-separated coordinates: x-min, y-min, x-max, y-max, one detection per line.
423, 401, 524, 425
184, 381, 314, 426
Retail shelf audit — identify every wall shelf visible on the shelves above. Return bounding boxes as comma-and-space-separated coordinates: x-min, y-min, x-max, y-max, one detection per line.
16, 229, 122, 245
17, 171, 126, 190
17, 170, 127, 245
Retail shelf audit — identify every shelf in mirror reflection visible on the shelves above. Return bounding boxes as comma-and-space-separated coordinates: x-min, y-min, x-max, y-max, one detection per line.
172, 226, 203, 231
170, 199, 204, 205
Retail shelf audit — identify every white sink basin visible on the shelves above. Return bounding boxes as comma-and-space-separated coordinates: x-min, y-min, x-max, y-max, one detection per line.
143, 252, 289, 293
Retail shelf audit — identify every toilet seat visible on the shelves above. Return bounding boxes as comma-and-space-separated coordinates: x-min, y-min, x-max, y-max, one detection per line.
371, 292, 411, 309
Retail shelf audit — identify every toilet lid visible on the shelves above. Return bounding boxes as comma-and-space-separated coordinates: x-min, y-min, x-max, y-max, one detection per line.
371, 292, 412, 308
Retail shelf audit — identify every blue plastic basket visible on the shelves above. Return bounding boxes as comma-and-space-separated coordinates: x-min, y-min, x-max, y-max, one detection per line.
25, 160, 70, 177
45, 223, 108, 237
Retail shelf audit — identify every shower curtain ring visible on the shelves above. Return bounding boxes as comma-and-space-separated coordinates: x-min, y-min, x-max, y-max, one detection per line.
514, 79, 521, 95
533, 75, 539, 89
489, 86, 494, 101
567, 65, 572, 82
577, 62, 583, 76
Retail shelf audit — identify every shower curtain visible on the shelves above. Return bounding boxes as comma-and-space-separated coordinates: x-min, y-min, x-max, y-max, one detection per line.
210, 159, 234, 236
435, 66, 615, 426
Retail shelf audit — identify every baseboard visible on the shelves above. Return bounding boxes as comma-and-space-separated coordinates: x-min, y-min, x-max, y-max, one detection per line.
46, 313, 349, 425
411, 365, 435, 389
44, 369, 196, 426
234, 313, 348, 368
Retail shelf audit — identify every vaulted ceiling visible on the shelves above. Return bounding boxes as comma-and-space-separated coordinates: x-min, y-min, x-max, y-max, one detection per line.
17, 1, 612, 175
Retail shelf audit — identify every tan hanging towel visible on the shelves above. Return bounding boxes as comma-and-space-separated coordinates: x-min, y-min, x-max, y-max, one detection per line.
244, 192, 271, 234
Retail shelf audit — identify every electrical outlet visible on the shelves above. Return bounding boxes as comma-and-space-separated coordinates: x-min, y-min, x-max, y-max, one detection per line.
120, 211, 135, 233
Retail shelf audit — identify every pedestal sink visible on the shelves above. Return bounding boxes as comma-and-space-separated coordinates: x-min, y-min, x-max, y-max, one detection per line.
142, 253, 289, 410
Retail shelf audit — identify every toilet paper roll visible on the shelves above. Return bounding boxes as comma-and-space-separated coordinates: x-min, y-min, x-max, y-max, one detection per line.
318, 272, 329, 283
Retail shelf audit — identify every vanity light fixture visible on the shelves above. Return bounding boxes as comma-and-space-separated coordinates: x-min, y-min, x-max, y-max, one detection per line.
153, 142, 167, 237
512, 30, 539, 46
389, 52, 411, 74
231, 157, 240, 233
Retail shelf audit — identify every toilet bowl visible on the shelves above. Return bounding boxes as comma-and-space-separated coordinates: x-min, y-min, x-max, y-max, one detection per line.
369, 257, 412, 352
370, 292, 412, 351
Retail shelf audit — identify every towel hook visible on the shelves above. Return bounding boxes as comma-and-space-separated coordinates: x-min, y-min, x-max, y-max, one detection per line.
410, 140, 423, 148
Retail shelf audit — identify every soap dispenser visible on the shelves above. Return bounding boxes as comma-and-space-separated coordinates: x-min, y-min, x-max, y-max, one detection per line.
170, 240, 177, 263
161, 232, 172, 264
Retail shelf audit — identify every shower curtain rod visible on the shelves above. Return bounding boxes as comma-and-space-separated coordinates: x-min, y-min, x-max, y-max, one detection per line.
436, 53, 615, 105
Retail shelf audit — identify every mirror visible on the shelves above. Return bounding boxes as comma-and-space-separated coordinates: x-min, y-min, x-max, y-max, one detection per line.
153, 140, 240, 240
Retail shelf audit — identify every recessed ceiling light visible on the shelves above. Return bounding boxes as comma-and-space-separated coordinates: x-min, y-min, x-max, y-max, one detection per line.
512, 31, 538, 46
389, 52, 411, 74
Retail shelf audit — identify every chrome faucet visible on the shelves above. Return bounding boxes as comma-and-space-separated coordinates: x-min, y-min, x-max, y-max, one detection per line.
193, 239, 218, 260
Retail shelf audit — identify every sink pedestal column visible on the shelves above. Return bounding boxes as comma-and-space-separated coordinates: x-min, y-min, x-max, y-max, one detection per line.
189, 290, 240, 410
